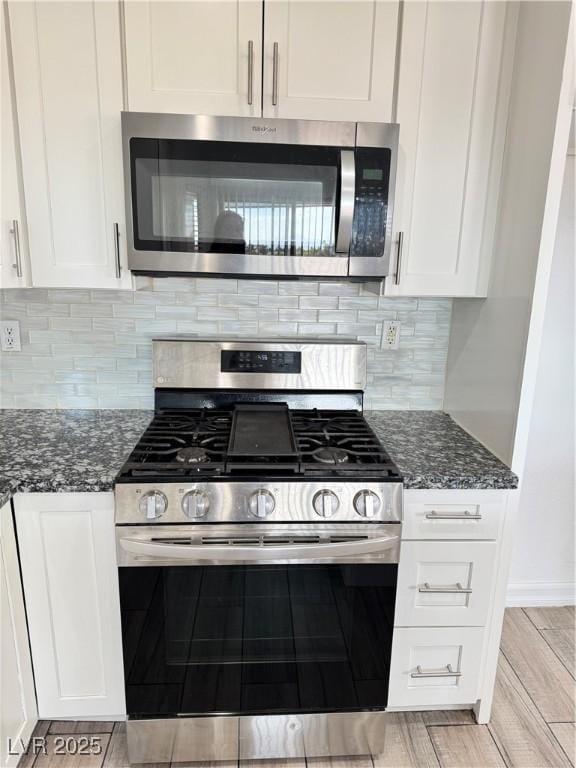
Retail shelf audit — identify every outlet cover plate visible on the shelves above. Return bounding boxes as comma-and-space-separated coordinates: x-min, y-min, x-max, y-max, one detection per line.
382, 320, 401, 350
1, 320, 22, 352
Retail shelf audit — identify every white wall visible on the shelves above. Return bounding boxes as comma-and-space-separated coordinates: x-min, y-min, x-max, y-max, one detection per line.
443, 1, 572, 464
507, 141, 575, 606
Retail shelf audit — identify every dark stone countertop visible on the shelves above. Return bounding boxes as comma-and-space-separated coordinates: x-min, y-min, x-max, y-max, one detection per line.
0, 408, 517, 505
0, 410, 152, 500
364, 410, 517, 489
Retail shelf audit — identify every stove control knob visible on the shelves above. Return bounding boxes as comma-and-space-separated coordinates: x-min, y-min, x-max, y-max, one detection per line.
182, 491, 210, 519
313, 490, 340, 518
249, 489, 275, 518
139, 490, 168, 521
354, 490, 381, 518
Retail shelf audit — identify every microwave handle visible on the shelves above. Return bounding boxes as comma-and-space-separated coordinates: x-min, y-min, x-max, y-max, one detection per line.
335, 149, 355, 254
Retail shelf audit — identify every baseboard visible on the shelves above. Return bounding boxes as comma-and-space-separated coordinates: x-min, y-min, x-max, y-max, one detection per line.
506, 580, 576, 607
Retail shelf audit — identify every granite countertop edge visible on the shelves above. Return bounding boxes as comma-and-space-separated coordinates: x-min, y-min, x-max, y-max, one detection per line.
0, 409, 518, 505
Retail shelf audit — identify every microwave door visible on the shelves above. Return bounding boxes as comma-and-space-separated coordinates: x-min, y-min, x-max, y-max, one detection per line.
127, 138, 350, 278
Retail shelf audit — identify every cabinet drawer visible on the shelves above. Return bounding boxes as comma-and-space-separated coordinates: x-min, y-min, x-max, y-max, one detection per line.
388, 626, 484, 708
395, 541, 496, 627
402, 491, 506, 540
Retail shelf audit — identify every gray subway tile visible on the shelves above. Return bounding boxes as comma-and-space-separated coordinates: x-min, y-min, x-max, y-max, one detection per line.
319, 282, 360, 296
278, 309, 317, 322
299, 296, 338, 309
112, 304, 156, 319
196, 278, 238, 294
259, 295, 298, 309
219, 294, 259, 307
318, 310, 357, 323
297, 323, 337, 335
278, 281, 318, 295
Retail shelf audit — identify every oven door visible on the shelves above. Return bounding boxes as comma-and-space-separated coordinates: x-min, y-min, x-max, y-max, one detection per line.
117, 524, 399, 721
122, 113, 356, 278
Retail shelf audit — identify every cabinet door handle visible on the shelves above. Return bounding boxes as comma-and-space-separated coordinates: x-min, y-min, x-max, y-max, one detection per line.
425, 510, 482, 520
394, 231, 403, 285
272, 42, 279, 106
418, 582, 473, 594
10, 219, 22, 278
247, 40, 254, 105
113, 222, 121, 278
411, 664, 462, 679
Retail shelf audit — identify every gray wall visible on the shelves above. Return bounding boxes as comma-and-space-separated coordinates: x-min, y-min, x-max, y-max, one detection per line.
0, 278, 451, 409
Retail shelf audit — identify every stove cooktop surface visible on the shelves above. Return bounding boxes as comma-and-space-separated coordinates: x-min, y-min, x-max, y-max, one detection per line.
116, 405, 401, 483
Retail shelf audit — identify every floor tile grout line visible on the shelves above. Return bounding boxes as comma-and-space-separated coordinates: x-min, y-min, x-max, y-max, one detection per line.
425, 723, 445, 768
535, 625, 576, 681
498, 644, 566, 725
543, 723, 576, 768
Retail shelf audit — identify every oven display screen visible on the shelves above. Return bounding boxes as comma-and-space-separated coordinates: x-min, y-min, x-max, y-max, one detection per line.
221, 350, 302, 373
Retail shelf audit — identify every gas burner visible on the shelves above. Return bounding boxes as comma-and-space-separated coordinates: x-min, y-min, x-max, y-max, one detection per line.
176, 446, 209, 464
313, 446, 350, 465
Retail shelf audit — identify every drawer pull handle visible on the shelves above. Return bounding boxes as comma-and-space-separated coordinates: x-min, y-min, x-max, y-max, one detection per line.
425, 510, 482, 520
411, 664, 462, 679
419, 582, 472, 594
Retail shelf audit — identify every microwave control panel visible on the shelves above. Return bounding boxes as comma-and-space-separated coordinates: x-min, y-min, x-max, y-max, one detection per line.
350, 147, 391, 258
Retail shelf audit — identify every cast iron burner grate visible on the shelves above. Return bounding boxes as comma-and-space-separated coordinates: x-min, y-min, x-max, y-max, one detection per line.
116, 407, 400, 482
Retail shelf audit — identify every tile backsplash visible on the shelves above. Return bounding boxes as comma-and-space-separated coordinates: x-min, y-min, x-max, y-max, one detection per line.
0, 279, 451, 410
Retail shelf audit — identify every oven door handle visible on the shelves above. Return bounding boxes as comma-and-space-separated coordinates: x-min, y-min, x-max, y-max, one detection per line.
118, 533, 399, 563
335, 149, 355, 254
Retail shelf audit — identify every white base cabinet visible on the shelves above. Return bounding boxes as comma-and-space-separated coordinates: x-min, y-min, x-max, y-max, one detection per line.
0, 501, 37, 767
395, 540, 497, 627
388, 626, 485, 708
388, 488, 513, 721
15, 493, 126, 719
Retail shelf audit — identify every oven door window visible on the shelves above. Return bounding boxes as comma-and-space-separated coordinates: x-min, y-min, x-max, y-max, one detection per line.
130, 139, 340, 258
119, 564, 396, 718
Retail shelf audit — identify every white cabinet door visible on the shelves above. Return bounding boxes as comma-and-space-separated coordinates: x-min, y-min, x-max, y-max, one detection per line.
8, 1, 131, 289
402, 489, 507, 541
1, 6, 29, 289
387, 1, 516, 297
388, 626, 485, 707
15, 493, 125, 719
124, 1, 263, 117
395, 541, 497, 627
263, 1, 398, 121
0, 501, 37, 767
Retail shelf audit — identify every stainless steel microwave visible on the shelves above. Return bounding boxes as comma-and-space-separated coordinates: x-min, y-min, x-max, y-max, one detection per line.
121, 113, 398, 280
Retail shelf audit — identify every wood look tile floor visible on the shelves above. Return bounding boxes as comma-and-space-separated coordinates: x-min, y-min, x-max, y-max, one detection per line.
18, 608, 575, 768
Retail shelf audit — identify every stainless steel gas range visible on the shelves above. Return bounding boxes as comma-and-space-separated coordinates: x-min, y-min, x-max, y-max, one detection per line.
114, 338, 403, 764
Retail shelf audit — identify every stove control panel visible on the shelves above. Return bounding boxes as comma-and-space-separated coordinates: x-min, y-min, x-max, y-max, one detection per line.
221, 349, 301, 374
117, 482, 402, 525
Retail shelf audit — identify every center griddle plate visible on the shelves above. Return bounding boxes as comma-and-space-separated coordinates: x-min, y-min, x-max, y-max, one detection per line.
228, 403, 297, 458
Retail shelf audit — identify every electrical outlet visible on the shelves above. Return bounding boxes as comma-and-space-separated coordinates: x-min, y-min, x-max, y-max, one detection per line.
1, 320, 21, 352
382, 320, 401, 350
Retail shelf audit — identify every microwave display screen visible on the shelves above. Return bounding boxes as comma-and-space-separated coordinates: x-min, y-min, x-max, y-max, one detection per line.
363, 169, 384, 181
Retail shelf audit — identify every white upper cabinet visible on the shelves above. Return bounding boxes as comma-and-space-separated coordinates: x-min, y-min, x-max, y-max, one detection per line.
124, 1, 263, 117
1, 6, 29, 289
8, 1, 132, 289
262, 1, 398, 121
386, 1, 516, 297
